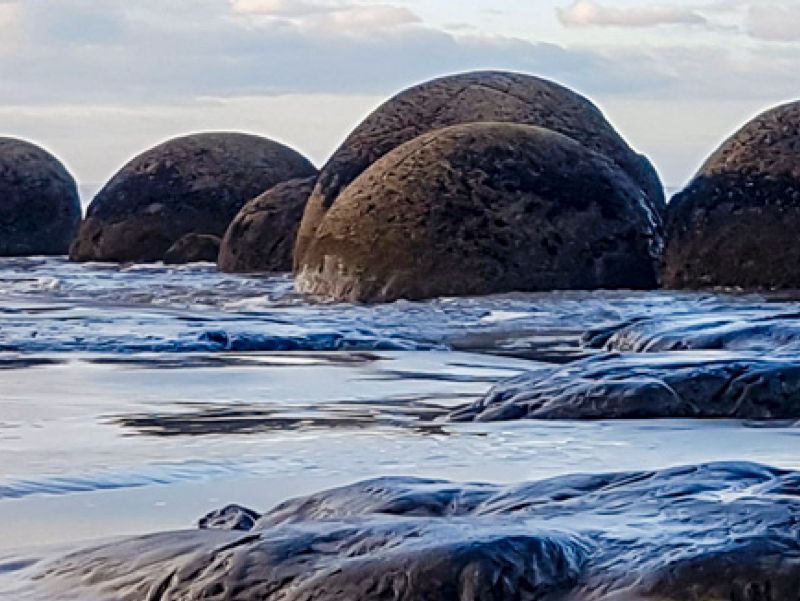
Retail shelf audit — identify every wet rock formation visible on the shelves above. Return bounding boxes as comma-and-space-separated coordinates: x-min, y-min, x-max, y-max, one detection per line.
219, 176, 316, 273
34, 462, 800, 600
665, 101, 800, 289
296, 123, 663, 302
583, 309, 800, 354
70, 133, 315, 263
0, 137, 81, 256
295, 70, 664, 268
163, 233, 221, 264
449, 352, 800, 421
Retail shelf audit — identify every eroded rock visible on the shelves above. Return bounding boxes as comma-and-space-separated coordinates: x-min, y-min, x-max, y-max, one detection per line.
665, 101, 800, 289
0, 137, 81, 256
449, 352, 800, 421
33, 462, 800, 600
70, 133, 315, 263
296, 123, 663, 302
219, 176, 316, 273
295, 70, 664, 268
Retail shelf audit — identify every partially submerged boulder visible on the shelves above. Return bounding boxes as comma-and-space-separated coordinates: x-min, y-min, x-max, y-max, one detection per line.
296, 123, 663, 302
295, 70, 664, 267
449, 352, 800, 421
70, 132, 315, 263
218, 176, 316, 273
163, 233, 220, 264
33, 462, 800, 600
0, 137, 81, 256
665, 101, 800, 289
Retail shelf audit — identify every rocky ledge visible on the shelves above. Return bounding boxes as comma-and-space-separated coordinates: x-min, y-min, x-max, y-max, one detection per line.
449, 352, 800, 421
32, 462, 800, 600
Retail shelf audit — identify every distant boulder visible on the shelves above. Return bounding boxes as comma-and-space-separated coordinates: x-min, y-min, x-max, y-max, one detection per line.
70, 132, 315, 263
0, 137, 81, 256
163, 233, 220, 265
219, 176, 316, 273
296, 123, 663, 303
665, 101, 800, 289
295, 70, 664, 267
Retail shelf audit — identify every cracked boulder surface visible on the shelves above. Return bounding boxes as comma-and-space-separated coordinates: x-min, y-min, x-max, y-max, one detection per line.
666, 101, 800, 289
69, 133, 316, 263
296, 123, 663, 303
33, 462, 800, 600
449, 352, 800, 421
0, 137, 81, 256
294, 70, 664, 268
218, 176, 316, 273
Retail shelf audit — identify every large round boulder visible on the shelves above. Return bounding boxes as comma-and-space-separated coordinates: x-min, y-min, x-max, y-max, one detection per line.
0, 137, 81, 256
294, 70, 664, 268
665, 101, 800, 289
296, 123, 663, 303
218, 176, 316, 273
70, 132, 316, 263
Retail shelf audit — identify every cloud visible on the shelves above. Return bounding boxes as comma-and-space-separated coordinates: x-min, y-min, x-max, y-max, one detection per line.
746, 3, 800, 41
558, 0, 709, 28
230, 0, 420, 34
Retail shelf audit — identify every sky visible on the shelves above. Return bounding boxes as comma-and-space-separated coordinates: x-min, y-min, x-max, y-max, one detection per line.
1, 0, 799, 193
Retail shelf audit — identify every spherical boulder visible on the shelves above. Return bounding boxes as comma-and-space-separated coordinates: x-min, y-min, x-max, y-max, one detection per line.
665, 101, 800, 289
218, 176, 316, 273
163, 233, 221, 265
294, 70, 664, 268
0, 137, 81, 256
296, 123, 664, 303
70, 132, 316, 263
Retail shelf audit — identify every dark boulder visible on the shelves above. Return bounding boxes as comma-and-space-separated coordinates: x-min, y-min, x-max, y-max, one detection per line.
449, 352, 800, 421
199, 504, 261, 531
33, 462, 800, 600
665, 101, 800, 289
163, 233, 220, 264
70, 132, 315, 263
0, 137, 81, 256
219, 176, 316, 273
296, 123, 663, 302
295, 70, 664, 267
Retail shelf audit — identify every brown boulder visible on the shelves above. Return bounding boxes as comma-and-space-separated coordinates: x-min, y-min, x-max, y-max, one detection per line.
70, 132, 315, 263
218, 176, 316, 273
296, 123, 663, 303
665, 101, 800, 289
295, 70, 664, 268
163, 233, 220, 264
0, 137, 81, 256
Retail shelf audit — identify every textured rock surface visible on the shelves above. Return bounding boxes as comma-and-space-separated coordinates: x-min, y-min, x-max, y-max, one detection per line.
70, 133, 315, 263
449, 352, 800, 421
665, 101, 800, 289
199, 504, 262, 531
219, 176, 316, 273
34, 462, 800, 600
583, 309, 800, 354
0, 137, 81, 256
297, 123, 663, 302
163, 233, 220, 264
295, 70, 664, 267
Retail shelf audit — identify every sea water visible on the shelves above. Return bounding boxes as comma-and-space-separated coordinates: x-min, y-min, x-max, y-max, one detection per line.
0, 257, 798, 592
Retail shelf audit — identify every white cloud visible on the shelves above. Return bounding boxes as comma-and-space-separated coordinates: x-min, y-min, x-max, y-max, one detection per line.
558, 0, 708, 28
746, 3, 800, 41
230, 0, 420, 34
